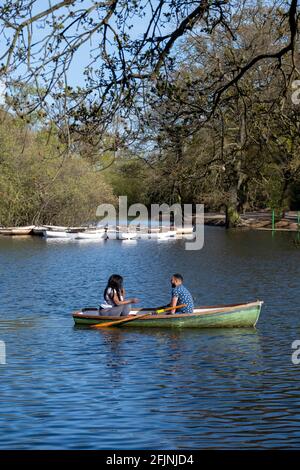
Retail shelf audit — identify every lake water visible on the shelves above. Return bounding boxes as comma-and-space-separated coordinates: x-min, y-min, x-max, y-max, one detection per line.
1, 227, 300, 449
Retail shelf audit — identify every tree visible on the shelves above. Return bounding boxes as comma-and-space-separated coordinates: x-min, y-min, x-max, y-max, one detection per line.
0, 108, 116, 226
0, 0, 298, 135
131, 2, 300, 225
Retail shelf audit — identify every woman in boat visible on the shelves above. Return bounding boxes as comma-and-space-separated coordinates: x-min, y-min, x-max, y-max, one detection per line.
99, 274, 139, 316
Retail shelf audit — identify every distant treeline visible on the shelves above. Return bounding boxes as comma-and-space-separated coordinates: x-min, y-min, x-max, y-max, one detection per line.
1, 3, 300, 228
0, 110, 115, 227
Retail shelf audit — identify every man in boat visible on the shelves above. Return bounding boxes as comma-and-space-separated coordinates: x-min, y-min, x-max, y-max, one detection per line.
169, 273, 194, 314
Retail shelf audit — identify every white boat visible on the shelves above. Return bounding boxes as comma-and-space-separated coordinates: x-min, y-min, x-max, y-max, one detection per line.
43, 230, 71, 239
157, 230, 176, 239
175, 226, 194, 234
105, 225, 176, 240
119, 231, 138, 240
122, 238, 137, 244
176, 232, 196, 240
44, 225, 69, 231
105, 226, 137, 240
74, 229, 107, 240
135, 229, 176, 239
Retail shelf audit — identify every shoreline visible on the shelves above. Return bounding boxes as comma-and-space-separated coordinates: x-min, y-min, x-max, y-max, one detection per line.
1, 211, 300, 234
204, 211, 300, 232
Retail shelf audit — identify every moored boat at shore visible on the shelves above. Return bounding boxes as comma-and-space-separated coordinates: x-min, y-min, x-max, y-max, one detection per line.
43, 230, 72, 239
74, 229, 107, 240
140, 229, 176, 239
42, 225, 93, 239
120, 227, 177, 240
119, 231, 138, 240
175, 226, 194, 234
0, 225, 35, 236
73, 300, 263, 328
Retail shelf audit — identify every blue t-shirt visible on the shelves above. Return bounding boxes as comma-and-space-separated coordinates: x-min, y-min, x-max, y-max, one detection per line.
171, 284, 194, 313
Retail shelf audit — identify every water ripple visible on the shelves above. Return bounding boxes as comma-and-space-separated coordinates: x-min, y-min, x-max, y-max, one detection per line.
1, 229, 300, 448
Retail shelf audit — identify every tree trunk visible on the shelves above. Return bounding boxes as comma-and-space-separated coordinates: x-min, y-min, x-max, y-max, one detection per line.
224, 99, 248, 229
225, 186, 240, 228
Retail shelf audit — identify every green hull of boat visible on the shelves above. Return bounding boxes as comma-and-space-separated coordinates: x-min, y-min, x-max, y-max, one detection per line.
73, 301, 262, 328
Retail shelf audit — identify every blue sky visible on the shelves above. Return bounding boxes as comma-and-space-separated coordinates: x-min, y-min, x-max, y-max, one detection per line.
1, 0, 172, 89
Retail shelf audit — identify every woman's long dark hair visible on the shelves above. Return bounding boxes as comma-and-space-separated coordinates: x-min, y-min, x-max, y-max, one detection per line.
104, 274, 124, 301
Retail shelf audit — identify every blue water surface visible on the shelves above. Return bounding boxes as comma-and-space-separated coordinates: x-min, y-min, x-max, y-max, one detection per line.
0, 228, 300, 449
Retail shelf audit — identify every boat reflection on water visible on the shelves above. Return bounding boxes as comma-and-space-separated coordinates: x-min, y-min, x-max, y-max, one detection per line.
90, 326, 263, 380
87, 326, 267, 449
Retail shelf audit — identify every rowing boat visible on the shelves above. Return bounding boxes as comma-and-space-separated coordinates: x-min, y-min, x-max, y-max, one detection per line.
72, 300, 263, 328
175, 226, 194, 234
121, 229, 176, 240
43, 230, 71, 238
74, 229, 107, 240
0, 225, 35, 236
119, 231, 138, 240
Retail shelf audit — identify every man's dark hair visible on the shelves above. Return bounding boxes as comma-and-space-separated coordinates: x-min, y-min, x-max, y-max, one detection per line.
173, 273, 183, 282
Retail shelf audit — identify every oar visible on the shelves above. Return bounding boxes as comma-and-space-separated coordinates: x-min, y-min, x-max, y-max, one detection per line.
92, 304, 187, 329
